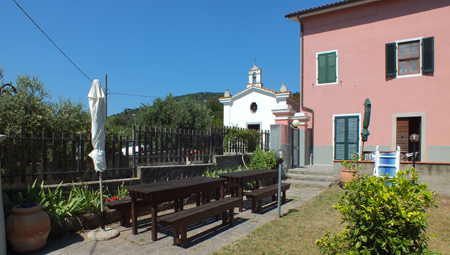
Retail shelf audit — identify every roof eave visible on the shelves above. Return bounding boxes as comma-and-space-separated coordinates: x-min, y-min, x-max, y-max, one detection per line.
285, 0, 381, 22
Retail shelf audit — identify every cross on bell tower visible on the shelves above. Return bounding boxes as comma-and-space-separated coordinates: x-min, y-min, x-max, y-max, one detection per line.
248, 63, 262, 88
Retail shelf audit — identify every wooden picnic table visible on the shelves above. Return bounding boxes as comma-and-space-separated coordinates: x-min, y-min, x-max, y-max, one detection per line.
218, 169, 278, 212
124, 176, 225, 241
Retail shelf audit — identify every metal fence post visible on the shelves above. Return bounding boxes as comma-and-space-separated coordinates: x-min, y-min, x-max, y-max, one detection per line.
132, 125, 136, 178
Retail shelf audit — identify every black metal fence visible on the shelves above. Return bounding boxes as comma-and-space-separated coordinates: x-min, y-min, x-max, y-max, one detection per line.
1, 125, 269, 186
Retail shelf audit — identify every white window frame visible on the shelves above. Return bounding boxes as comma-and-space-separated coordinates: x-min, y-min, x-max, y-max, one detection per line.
395, 37, 423, 79
316, 50, 338, 86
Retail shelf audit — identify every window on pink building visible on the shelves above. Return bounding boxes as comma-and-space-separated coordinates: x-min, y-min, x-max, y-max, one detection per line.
398, 41, 420, 75
385, 37, 434, 77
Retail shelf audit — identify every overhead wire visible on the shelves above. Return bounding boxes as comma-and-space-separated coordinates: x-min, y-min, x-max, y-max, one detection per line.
108, 92, 158, 98
12, 0, 92, 82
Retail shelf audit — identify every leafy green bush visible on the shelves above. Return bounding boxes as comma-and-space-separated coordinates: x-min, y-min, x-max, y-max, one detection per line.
248, 149, 277, 170
222, 127, 261, 153
202, 165, 246, 178
316, 168, 439, 255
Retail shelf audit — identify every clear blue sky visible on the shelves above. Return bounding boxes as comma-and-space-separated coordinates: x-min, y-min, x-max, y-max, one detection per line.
1, 0, 331, 116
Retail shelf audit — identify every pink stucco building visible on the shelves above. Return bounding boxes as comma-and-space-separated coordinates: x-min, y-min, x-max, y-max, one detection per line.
286, 0, 450, 165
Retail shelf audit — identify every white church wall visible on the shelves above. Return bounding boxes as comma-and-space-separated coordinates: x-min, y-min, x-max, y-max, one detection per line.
228, 91, 276, 131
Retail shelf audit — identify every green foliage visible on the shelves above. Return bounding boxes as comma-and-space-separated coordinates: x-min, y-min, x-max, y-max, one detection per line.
248, 149, 277, 170
292, 91, 300, 100
138, 93, 213, 131
49, 96, 90, 134
341, 154, 362, 171
202, 165, 246, 178
0, 71, 52, 133
223, 127, 261, 153
70, 183, 103, 214
316, 168, 439, 255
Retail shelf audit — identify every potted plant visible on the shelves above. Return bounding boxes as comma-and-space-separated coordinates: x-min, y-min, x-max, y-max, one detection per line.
339, 154, 362, 188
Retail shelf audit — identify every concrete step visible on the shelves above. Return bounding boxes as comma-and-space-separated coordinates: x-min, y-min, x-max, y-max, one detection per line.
286, 173, 337, 182
283, 179, 335, 189
288, 168, 334, 176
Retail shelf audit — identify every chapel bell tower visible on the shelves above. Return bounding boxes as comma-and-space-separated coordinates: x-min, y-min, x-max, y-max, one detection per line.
247, 63, 262, 88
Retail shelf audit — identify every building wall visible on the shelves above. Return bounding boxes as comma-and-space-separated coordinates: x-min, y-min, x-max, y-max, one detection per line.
301, 0, 450, 163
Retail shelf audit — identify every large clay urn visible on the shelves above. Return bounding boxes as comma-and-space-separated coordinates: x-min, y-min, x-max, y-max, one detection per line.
5, 198, 51, 253
338, 168, 361, 188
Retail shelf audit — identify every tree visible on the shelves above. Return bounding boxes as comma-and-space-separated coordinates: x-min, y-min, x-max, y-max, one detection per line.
138, 93, 213, 131
49, 96, 90, 134
0, 71, 53, 133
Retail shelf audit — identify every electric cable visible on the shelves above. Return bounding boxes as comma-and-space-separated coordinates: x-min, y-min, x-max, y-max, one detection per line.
13, 0, 92, 82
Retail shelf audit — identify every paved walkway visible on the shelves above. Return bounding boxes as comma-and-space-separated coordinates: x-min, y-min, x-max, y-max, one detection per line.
7, 185, 326, 255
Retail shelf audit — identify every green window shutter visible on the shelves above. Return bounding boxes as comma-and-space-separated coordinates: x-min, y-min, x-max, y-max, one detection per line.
386, 42, 396, 77
318, 53, 327, 84
422, 36, 434, 73
318, 52, 337, 84
327, 52, 337, 83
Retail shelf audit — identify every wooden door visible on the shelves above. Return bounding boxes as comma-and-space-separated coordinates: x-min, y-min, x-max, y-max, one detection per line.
396, 120, 409, 154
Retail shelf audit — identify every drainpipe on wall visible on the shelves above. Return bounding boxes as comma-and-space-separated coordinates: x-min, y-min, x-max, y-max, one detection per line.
297, 15, 315, 165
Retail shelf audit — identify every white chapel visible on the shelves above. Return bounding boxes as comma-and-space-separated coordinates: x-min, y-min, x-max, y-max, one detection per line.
219, 64, 300, 131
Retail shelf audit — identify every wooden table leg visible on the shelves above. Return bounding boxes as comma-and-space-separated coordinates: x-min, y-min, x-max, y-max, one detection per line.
131, 194, 137, 235
151, 198, 158, 241
239, 183, 244, 212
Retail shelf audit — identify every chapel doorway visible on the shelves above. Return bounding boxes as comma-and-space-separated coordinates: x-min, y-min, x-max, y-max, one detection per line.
247, 124, 260, 131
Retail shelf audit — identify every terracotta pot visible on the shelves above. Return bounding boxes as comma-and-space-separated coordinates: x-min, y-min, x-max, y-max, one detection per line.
6, 200, 51, 253
339, 168, 361, 187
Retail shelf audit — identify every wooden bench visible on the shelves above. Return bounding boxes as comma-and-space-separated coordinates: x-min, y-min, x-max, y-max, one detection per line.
244, 183, 291, 214
106, 197, 151, 228
158, 197, 241, 248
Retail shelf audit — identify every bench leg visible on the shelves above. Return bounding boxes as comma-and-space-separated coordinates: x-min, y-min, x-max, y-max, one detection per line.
229, 209, 235, 226
173, 227, 180, 246
215, 189, 220, 221
180, 225, 188, 248
257, 199, 263, 214
282, 190, 286, 204
222, 211, 227, 225
174, 199, 179, 212
123, 210, 131, 228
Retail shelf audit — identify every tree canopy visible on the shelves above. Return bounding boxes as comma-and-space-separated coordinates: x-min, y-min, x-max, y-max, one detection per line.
137, 93, 213, 131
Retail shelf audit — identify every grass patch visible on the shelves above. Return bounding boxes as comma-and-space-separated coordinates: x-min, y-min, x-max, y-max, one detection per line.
213, 186, 450, 254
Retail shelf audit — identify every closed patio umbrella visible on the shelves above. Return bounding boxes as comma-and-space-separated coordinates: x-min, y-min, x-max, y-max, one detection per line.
87, 79, 118, 240
361, 98, 371, 155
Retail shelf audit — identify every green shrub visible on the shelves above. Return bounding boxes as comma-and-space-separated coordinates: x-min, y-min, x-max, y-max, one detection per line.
202, 165, 246, 178
222, 127, 261, 153
316, 168, 439, 255
248, 149, 277, 170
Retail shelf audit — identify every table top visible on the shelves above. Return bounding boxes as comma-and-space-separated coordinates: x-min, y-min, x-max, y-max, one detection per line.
218, 169, 277, 178
124, 176, 225, 194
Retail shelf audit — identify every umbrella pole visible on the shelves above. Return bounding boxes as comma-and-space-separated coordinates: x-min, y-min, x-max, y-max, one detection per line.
99, 172, 105, 231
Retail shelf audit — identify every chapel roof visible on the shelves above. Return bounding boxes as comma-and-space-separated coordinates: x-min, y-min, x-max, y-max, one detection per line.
219, 86, 299, 103
250, 63, 260, 71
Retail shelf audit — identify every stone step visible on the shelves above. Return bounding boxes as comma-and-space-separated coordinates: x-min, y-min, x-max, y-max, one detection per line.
283, 179, 335, 189
286, 173, 338, 183
288, 168, 334, 176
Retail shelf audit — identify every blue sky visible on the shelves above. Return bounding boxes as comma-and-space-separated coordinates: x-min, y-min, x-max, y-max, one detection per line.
1, 0, 331, 116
